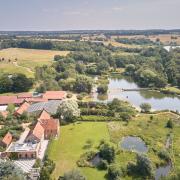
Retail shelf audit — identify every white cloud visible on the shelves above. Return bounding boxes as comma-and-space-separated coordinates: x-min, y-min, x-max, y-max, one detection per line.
112, 7, 124, 11
63, 11, 89, 16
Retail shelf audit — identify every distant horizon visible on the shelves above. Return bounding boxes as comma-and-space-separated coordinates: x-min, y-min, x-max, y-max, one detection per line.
0, 29, 180, 32
0, 0, 179, 31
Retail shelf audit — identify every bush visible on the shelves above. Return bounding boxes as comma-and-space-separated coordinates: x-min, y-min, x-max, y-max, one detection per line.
140, 103, 151, 113
107, 164, 122, 180
97, 84, 108, 94
79, 115, 119, 122
97, 159, 108, 170
158, 150, 171, 162
99, 142, 115, 163
77, 151, 96, 167
67, 93, 73, 98
167, 119, 174, 129
63, 169, 86, 180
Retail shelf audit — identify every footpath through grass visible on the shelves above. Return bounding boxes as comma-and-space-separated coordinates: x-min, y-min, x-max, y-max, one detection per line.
47, 122, 110, 180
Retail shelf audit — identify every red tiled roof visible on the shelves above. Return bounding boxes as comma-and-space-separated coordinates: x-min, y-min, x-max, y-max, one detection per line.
25, 97, 48, 103
38, 110, 51, 121
2, 132, 12, 146
0, 111, 8, 118
15, 102, 30, 115
39, 118, 59, 131
32, 122, 44, 140
0, 96, 24, 105
43, 91, 66, 100
17, 93, 33, 99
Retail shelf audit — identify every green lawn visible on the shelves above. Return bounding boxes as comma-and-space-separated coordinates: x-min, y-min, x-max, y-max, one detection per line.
47, 122, 110, 180
47, 113, 180, 179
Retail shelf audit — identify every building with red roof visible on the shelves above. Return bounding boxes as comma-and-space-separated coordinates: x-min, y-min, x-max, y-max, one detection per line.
26, 122, 44, 143
43, 91, 66, 100
38, 109, 51, 121
14, 101, 30, 116
0, 132, 13, 148
17, 93, 33, 99
39, 118, 60, 139
0, 96, 24, 106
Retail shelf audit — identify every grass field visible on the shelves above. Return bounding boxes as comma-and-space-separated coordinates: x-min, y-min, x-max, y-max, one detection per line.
47, 112, 180, 179
109, 112, 180, 175
47, 122, 110, 180
0, 48, 69, 77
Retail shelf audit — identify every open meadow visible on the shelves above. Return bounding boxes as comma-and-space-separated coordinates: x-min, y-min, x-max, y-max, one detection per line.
0, 48, 69, 77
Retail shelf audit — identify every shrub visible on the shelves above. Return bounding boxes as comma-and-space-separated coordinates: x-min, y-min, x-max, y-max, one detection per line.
140, 103, 151, 113
158, 150, 171, 162
62, 169, 86, 180
79, 115, 119, 122
97, 84, 108, 94
99, 142, 115, 163
107, 164, 122, 180
77, 151, 96, 167
67, 93, 73, 98
167, 119, 174, 129
97, 159, 108, 170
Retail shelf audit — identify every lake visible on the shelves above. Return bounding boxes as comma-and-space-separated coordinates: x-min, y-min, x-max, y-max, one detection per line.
92, 76, 180, 112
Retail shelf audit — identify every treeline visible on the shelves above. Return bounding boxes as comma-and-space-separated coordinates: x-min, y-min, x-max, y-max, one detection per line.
123, 47, 180, 88
0, 74, 33, 93
0, 39, 108, 51
115, 38, 155, 45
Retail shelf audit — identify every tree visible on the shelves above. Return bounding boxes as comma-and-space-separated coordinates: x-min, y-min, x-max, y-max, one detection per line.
74, 75, 93, 93
0, 113, 4, 122
97, 84, 108, 94
140, 103, 151, 113
0, 160, 25, 180
107, 164, 122, 180
54, 55, 64, 61
125, 64, 136, 76
40, 156, 55, 180
11, 74, 33, 92
56, 100, 80, 122
167, 119, 174, 129
7, 104, 15, 114
75, 63, 86, 74
97, 61, 110, 74
0, 75, 13, 93
99, 142, 115, 163
136, 154, 154, 177
63, 169, 86, 180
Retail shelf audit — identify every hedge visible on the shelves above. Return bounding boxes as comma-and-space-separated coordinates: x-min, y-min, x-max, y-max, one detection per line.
78, 115, 120, 122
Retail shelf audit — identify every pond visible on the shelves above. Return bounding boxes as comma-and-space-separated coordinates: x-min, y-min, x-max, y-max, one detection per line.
89, 153, 101, 167
120, 136, 148, 153
92, 76, 180, 112
155, 163, 172, 180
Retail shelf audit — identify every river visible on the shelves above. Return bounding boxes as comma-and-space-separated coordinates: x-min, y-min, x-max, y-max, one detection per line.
92, 76, 180, 112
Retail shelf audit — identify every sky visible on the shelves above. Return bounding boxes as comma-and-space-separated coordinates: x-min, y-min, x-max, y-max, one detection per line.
0, 0, 180, 31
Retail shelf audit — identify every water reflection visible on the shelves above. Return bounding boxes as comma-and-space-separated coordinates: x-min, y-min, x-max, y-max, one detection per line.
92, 76, 180, 111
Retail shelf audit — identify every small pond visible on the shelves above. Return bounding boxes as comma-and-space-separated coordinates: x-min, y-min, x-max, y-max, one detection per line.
155, 163, 172, 180
120, 136, 148, 153
89, 154, 101, 167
